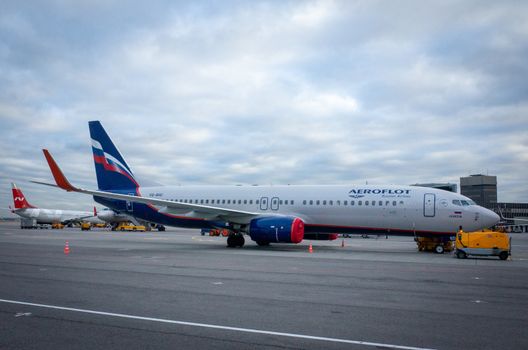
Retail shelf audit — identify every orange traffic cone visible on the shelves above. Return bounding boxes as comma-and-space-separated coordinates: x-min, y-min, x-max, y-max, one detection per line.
64, 241, 70, 255
341, 239, 345, 248
308, 243, 313, 253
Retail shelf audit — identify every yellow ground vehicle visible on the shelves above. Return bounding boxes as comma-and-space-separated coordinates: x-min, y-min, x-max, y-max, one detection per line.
52, 223, 65, 229
455, 230, 511, 260
116, 223, 146, 232
81, 222, 91, 231
415, 237, 454, 254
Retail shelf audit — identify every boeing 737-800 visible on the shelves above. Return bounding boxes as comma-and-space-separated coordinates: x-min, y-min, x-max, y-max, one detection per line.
10, 183, 103, 225
35, 121, 499, 248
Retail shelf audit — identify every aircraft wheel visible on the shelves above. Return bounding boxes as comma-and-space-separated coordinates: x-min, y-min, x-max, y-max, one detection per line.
434, 244, 445, 254
237, 234, 245, 247
456, 250, 467, 259
227, 234, 237, 248
256, 240, 270, 246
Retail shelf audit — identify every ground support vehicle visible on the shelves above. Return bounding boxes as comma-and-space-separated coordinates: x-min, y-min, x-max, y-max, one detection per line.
455, 230, 511, 260
20, 218, 37, 229
415, 236, 454, 254
116, 223, 146, 232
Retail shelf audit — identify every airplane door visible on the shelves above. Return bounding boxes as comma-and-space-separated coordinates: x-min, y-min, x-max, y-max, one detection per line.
270, 197, 279, 211
126, 193, 134, 212
423, 193, 436, 217
260, 197, 269, 210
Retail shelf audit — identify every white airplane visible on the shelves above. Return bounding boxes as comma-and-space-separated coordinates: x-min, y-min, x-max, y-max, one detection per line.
10, 183, 104, 225
35, 121, 499, 249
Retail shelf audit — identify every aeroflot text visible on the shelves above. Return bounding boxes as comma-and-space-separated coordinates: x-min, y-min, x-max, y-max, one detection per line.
349, 189, 412, 195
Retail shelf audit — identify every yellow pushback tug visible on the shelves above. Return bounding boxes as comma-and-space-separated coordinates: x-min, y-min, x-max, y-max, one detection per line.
455, 229, 511, 260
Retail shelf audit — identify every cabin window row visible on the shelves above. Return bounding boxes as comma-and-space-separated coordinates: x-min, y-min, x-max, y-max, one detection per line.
301, 200, 403, 207
167, 199, 295, 205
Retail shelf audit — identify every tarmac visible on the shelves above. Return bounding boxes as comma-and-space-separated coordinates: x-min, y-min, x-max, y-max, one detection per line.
0, 220, 527, 350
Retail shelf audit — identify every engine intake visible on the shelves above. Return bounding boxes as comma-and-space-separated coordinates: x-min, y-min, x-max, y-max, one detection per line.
249, 216, 304, 244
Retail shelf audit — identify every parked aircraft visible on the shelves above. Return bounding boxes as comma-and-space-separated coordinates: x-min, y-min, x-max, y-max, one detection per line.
10, 183, 104, 225
35, 121, 499, 248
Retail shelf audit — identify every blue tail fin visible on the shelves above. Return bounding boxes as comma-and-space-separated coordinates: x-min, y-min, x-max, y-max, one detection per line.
89, 121, 140, 191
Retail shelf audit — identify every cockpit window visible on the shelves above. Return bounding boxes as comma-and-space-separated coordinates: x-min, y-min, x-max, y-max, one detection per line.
461, 200, 470, 206
452, 200, 461, 206
468, 200, 476, 205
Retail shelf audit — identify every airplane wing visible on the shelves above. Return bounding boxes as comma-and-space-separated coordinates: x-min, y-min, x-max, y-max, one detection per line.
33, 149, 263, 225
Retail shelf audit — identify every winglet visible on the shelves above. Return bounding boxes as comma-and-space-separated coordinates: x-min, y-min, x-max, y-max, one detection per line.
42, 149, 78, 192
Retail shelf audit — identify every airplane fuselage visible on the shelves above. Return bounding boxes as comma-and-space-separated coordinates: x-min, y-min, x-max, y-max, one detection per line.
14, 208, 103, 225
94, 184, 498, 237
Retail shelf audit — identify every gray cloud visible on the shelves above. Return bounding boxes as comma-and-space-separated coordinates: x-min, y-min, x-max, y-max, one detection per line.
0, 0, 527, 216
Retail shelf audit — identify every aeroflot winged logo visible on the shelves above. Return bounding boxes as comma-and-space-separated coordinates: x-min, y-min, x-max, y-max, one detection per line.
348, 188, 412, 198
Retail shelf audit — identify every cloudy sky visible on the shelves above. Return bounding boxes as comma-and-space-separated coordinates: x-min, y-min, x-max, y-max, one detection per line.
1, 0, 527, 216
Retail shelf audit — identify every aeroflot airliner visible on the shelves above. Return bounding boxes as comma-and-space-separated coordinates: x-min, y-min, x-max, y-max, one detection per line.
10, 183, 103, 225
36, 121, 499, 248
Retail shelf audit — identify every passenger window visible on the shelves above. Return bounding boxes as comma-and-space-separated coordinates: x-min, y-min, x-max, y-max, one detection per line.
244, 200, 247, 204
323, 200, 326, 205
399, 201, 404, 205
227, 200, 231, 204
238, 200, 241, 204
329, 200, 333, 205
303, 200, 307, 205
372, 201, 375, 206
351, 201, 354, 206
279, 200, 283, 205
344, 200, 348, 206
385, 201, 390, 206
392, 201, 396, 206
205, 200, 209, 204
256, 199, 259, 204
291, 200, 294, 205
359, 201, 362, 206
249, 200, 253, 205
337, 200, 341, 205
316, 200, 320, 205
365, 201, 369, 206
309, 200, 313, 205
379, 201, 383, 206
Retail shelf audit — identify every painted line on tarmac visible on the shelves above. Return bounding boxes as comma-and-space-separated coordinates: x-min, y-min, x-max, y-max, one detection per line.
0, 298, 435, 350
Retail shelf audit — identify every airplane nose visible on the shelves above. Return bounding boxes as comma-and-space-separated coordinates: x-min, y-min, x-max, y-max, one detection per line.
482, 208, 500, 227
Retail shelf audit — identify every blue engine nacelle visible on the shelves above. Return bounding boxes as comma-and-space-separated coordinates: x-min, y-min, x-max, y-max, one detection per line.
248, 216, 305, 244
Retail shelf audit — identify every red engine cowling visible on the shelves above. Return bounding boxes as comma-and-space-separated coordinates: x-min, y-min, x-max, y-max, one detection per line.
303, 233, 338, 240
249, 216, 304, 244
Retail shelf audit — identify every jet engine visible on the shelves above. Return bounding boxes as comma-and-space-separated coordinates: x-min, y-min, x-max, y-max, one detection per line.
248, 216, 304, 244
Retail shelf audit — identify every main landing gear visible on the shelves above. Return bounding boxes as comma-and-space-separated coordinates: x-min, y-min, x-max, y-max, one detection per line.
227, 232, 245, 248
